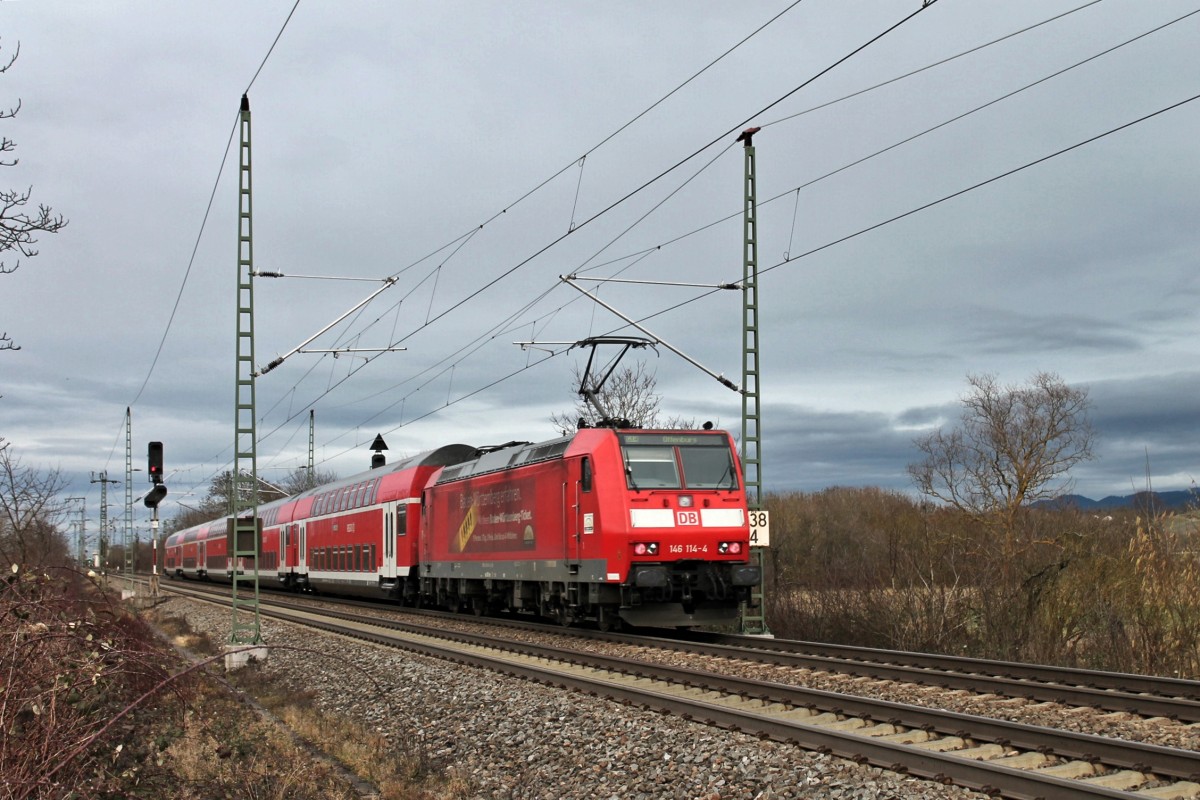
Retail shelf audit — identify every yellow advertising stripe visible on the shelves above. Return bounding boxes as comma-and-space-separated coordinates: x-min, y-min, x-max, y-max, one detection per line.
454, 504, 478, 553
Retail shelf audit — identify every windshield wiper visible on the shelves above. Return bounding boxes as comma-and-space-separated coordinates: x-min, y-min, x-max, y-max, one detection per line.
624, 457, 640, 491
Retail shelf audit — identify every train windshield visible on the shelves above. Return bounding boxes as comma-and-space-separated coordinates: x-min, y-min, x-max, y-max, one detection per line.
619, 433, 738, 490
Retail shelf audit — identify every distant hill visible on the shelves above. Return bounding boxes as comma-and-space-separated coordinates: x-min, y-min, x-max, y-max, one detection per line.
1039, 490, 1196, 511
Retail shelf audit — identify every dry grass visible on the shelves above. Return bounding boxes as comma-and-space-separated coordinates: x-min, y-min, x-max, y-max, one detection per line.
162, 697, 363, 800
0, 571, 462, 800
152, 610, 459, 800
765, 489, 1200, 676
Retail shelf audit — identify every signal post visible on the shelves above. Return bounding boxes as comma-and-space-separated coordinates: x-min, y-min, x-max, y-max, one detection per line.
144, 441, 167, 595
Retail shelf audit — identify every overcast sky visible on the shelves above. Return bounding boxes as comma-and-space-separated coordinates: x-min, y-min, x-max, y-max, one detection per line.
2, 1, 1199, 541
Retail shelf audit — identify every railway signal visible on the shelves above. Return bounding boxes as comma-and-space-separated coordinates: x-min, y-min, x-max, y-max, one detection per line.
148, 441, 164, 484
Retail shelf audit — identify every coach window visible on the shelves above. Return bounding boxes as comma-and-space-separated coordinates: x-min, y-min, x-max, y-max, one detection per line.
396, 507, 408, 536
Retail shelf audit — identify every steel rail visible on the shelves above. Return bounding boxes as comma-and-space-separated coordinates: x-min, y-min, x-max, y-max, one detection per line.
684, 630, 1200, 701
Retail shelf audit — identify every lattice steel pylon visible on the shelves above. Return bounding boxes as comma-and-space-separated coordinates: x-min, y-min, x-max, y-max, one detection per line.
124, 407, 134, 577
308, 409, 315, 488
230, 94, 263, 647
738, 127, 769, 635
90, 471, 117, 569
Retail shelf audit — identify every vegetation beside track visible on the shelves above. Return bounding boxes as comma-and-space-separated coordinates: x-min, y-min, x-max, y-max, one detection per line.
0, 565, 457, 800
765, 487, 1200, 678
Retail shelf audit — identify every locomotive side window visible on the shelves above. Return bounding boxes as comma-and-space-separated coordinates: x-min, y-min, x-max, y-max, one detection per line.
581, 457, 593, 493
622, 446, 682, 489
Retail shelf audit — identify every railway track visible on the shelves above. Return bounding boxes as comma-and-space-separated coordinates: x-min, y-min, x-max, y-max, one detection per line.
154, 581, 1200, 800
145, 577, 1200, 723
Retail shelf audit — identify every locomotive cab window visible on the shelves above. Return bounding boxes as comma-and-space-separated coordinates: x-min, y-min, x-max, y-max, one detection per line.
622, 446, 681, 489
679, 445, 738, 489
619, 433, 737, 491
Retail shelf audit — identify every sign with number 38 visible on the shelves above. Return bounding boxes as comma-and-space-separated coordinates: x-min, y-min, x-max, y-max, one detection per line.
748, 510, 770, 547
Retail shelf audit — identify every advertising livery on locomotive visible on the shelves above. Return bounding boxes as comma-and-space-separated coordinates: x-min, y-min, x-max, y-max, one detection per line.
164, 426, 760, 628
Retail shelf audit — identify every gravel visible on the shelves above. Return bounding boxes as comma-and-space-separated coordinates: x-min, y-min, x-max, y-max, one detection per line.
163, 597, 990, 799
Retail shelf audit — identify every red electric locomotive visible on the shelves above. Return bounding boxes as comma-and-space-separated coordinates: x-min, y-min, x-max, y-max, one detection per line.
419, 428, 760, 628
164, 427, 760, 629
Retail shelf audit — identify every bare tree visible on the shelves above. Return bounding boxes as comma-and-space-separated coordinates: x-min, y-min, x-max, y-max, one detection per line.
1, 39, 68, 352
549, 362, 699, 435
204, 470, 289, 515
167, 466, 338, 533
281, 465, 338, 495
908, 372, 1096, 553
0, 439, 69, 565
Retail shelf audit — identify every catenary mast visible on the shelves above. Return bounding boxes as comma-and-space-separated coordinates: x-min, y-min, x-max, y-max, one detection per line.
738, 127, 769, 635
230, 94, 263, 651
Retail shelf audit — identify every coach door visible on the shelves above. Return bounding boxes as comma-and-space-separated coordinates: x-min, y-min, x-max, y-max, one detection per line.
298, 522, 307, 571
395, 504, 411, 569
382, 502, 397, 577
286, 524, 299, 568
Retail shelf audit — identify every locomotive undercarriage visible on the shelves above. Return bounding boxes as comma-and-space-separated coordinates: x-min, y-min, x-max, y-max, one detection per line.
415, 561, 760, 629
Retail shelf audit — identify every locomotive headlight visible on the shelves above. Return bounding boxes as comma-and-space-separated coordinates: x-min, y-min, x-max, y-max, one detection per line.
718, 541, 743, 555
633, 542, 659, 556
678, 495, 694, 508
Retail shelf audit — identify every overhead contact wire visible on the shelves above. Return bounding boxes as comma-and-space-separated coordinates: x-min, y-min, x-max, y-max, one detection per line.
281, 0, 938, 469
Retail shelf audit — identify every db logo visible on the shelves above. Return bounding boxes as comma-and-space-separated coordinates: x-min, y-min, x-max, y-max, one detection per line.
676, 510, 700, 526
